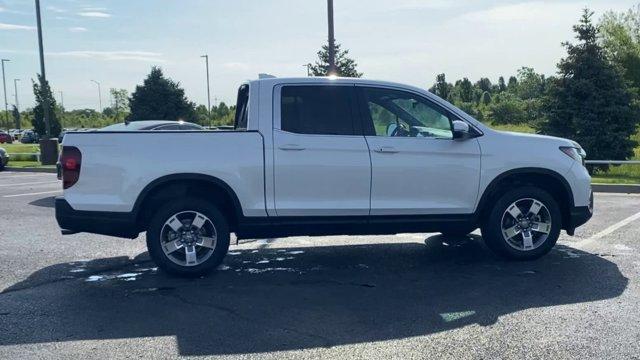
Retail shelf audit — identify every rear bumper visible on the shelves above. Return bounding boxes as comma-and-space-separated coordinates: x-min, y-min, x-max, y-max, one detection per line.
55, 197, 139, 239
565, 191, 593, 235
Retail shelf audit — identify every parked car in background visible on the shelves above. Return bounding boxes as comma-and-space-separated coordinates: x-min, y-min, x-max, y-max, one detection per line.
8, 129, 21, 141
20, 130, 39, 144
0, 147, 8, 170
99, 120, 204, 132
56, 76, 593, 276
0, 131, 12, 144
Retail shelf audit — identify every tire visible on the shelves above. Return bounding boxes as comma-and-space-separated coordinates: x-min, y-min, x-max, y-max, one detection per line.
146, 197, 230, 276
481, 186, 561, 260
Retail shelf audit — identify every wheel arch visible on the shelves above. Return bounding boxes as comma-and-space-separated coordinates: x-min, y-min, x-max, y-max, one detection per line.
133, 173, 244, 232
476, 168, 574, 229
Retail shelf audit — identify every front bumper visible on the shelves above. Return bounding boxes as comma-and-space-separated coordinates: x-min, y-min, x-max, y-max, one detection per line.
55, 197, 139, 239
566, 191, 593, 235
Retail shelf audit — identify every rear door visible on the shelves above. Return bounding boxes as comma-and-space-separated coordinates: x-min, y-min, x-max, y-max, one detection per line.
272, 84, 371, 216
357, 86, 481, 215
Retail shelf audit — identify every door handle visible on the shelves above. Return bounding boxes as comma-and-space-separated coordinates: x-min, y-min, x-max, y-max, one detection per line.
279, 144, 306, 151
374, 146, 398, 153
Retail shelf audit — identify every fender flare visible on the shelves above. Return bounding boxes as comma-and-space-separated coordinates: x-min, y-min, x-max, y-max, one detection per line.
476, 167, 575, 215
132, 173, 244, 221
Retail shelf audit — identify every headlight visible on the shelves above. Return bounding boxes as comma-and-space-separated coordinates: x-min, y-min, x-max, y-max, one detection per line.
560, 146, 586, 165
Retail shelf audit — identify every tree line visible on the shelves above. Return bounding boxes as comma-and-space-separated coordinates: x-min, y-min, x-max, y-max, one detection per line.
3, 5, 638, 167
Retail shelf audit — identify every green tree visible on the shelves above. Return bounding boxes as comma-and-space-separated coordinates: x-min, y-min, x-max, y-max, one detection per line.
507, 76, 518, 91
498, 76, 507, 92
454, 78, 474, 103
11, 105, 20, 129
109, 88, 129, 121
599, 5, 640, 99
309, 42, 362, 77
488, 92, 526, 124
127, 67, 197, 122
539, 9, 639, 164
429, 73, 452, 100
32, 74, 61, 137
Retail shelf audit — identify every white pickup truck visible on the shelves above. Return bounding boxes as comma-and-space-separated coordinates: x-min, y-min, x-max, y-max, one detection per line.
56, 76, 593, 276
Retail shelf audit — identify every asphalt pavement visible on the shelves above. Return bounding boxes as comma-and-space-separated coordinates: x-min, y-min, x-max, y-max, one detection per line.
0, 171, 639, 359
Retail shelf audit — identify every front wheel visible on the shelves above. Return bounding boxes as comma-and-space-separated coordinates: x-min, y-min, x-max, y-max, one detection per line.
481, 186, 561, 260
146, 198, 230, 276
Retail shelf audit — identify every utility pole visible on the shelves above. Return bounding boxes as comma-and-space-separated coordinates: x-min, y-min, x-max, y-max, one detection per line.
200, 54, 212, 127
59, 91, 63, 109
35, 0, 50, 138
1, 59, 9, 130
90, 80, 102, 112
327, 0, 336, 75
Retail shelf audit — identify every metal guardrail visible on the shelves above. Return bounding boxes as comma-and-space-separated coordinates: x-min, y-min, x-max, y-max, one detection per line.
585, 160, 640, 165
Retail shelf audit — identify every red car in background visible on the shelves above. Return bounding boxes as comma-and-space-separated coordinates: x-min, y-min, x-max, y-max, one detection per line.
0, 131, 13, 144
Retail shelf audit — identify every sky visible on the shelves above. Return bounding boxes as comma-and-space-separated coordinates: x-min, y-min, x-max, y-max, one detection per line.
0, 0, 638, 111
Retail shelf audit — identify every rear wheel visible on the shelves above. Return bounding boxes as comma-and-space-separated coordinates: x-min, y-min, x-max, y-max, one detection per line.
481, 186, 561, 260
146, 198, 230, 276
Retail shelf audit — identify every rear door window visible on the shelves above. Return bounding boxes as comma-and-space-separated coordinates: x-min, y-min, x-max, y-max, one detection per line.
281, 86, 358, 136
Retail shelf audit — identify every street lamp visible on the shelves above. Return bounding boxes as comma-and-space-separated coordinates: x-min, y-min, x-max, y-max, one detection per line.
200, 54, 212, 126
1, 59, 9, 130
90, 80, 102, 112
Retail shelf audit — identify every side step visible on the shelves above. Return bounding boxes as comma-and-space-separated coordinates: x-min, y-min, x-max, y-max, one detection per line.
61, 229, 79, 235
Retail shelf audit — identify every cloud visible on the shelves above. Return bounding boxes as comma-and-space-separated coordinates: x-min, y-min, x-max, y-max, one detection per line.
82, 7, 108, 11
68, 27, 88, 32
49, 50, 165, 63
222, 62, 251, 71
47, 6, 66, 13
77, 11, 111, 18
0, 22, 35, 31
0, 6, 5, 12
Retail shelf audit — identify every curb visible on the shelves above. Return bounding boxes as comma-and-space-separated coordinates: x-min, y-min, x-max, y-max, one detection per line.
592, 183, 640, 194
4, 167, 57, 174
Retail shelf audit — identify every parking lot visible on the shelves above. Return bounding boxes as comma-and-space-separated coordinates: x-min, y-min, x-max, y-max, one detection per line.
0, 171, 639, 359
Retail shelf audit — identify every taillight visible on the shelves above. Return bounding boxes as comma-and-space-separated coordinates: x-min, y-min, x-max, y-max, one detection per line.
60, 146, 82, 189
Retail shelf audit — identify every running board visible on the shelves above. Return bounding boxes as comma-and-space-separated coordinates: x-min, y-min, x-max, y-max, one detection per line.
61, 229, 79, 235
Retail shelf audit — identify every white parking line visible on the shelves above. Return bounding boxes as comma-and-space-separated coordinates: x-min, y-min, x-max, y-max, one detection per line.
2, 190, 62, 198
0, 181, 59, 187
574, 210, 640, 249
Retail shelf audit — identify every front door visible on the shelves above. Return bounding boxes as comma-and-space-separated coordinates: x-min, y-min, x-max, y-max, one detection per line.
273, 84, 371, 216
357, 86, 481, 215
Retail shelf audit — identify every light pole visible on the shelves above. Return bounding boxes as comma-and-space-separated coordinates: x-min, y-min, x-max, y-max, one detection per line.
90, 80, 102, 112
35, 0, 50, 138
59, 91, 63, 109
327, 0, 336, 76
1, 59, 9, 130
200, 54, 212, 126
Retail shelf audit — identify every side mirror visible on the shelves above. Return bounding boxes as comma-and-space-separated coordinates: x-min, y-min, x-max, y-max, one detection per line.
452, 120, 470, 140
